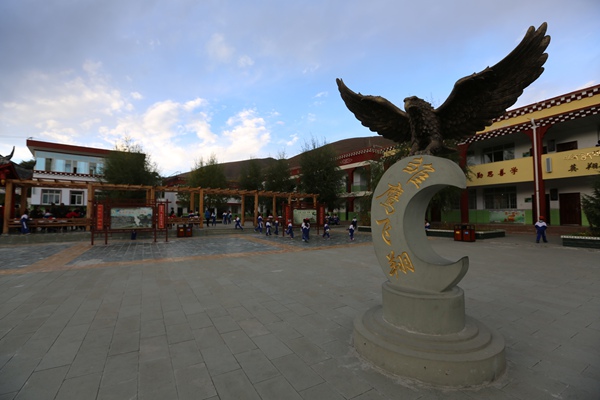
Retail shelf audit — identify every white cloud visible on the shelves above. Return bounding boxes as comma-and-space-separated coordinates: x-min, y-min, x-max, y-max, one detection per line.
238, 55, 254, 68
206, 33, 235, 64
131, 91, 143, 100
285, 133, 299, 147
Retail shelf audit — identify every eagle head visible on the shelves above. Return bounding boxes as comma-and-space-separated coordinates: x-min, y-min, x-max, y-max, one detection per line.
403, 96, 432, 113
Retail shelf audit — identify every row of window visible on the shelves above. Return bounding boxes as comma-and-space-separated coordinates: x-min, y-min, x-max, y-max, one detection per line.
40, 189, 84, 206
40, 158, 102, 175
467, 140, 579, 165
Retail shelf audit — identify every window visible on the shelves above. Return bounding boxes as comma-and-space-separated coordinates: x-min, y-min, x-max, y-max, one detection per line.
484, 187, 517, 209
556, 141, 577, 152
468, 189, 477, 209
70, 191, 84, 205
45, 158, 53, 171
65, 160, 73, 173
89, 162, 97, 175
482, 144, 514, 163
41, 189, 61, 205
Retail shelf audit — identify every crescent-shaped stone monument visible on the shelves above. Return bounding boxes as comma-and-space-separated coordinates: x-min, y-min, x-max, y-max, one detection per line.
353, 156, 506, 387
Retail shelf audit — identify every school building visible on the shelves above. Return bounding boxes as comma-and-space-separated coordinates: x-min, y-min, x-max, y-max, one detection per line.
455, 84, 600, 227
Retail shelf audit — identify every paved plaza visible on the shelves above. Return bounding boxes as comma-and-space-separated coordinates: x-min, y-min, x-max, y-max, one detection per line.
0, 225, 599, 399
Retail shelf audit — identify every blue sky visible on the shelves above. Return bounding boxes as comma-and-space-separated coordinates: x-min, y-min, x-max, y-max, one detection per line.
1, 0, 599, 176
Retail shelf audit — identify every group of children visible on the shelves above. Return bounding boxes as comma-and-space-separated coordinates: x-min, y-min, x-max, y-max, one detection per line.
254, 215, 358, 241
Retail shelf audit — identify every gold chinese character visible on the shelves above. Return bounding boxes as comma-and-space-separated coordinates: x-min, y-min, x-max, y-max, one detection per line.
386, 251, 415, 278
403, 157, 435, 188
375, 183, 403, 215
376, 218, 392, 246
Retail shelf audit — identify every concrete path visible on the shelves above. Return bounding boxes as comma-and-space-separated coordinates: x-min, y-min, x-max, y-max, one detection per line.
0, 227, 598, 399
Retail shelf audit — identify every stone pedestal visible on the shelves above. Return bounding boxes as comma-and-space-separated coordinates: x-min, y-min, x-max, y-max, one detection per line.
354, 283, 506, 387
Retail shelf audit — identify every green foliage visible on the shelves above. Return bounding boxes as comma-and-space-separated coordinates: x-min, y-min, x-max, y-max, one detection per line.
582, 173, 600, 235
238, 159, 264, 213
101, 137, 161, 199
188, 154, 228, 211
18, 159, 36, 170
264, 153, 295, 193
299, 138, 345, 209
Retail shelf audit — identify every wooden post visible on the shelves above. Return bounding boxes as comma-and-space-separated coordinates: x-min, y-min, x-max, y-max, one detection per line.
272, 196, 276, 217
254, 191, 259, 226
241, 194, 246, 225
199, 189, 204, 228
2, 180, 13, 234
87, 183, 95, 231
190, 191, 195, 216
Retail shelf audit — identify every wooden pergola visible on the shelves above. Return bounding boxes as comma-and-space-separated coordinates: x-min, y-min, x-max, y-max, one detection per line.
2, 178, 317, 234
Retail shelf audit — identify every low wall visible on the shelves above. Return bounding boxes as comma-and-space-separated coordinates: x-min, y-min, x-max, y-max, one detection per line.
561, 236, 600, 249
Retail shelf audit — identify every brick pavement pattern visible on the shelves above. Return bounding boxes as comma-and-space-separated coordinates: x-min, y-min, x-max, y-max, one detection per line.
0, 227, 599, 399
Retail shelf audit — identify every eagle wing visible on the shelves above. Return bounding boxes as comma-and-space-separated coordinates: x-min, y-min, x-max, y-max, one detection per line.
336, 78, 412, 143
436, 23, 550, 140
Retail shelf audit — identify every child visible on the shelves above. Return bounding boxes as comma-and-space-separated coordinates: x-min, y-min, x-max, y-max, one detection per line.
234, 216, 243, 230
286, 220, 294, 239
348, 223, 355, 241
20, 210, 30, 235
254, 214, 263, 233
301, 219, 310, 242
322, 221, 330, 239
265, 220, 272, 236
274, 218, 280, 235
535, 216, 548, 243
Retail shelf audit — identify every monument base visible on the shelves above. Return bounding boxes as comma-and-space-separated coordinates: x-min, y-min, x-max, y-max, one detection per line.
354, 284, 505, 387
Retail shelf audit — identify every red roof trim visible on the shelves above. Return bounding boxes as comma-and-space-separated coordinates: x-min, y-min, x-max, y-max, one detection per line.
26, 139, 111, 157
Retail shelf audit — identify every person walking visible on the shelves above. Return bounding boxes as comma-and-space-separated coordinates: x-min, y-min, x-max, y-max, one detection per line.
286, 220, 294, 239
535, 216, 548, 243
301, 219, 310, 242
274, 217, 280, 235
234, 216, 243, 230
20, 210, 30, 235
204, 208, 211, 227
254, 214, 263, 233
348, 223, 355, 241
322, 221, 330, 239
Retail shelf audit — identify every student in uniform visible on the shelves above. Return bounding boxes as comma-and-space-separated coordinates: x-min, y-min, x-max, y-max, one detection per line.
348, 223, 355, 241
286, 220, 294, 239
322, 221, 330, 239
535, 216, 548, 243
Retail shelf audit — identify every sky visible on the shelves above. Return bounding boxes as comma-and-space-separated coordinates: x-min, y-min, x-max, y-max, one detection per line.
1, 0, 599, 177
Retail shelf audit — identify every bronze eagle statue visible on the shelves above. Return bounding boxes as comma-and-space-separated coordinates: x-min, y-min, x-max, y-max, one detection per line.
337, 23, 550, 156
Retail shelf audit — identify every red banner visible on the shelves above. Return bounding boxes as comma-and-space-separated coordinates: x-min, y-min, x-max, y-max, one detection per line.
96, 204, 104, 230
158, 203, 165, 229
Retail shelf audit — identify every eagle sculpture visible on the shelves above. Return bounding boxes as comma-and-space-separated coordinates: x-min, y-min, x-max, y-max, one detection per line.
337, 23, 550, 156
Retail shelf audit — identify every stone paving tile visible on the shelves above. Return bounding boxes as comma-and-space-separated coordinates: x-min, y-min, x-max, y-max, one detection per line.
0, 232, 598, 399
173, 363, 216, 400
254, 375, 304, 400
212, 368, 261, 400
0, 244, 74, 270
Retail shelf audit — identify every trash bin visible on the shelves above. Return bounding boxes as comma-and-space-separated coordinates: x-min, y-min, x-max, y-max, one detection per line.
462, 225, 476, 242
185, 224, 193, 237
454, 225, 463, 241
131, 230, 137, 240
177, 224, 185, 238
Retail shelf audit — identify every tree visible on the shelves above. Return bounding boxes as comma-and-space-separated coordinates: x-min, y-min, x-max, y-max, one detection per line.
582, 173, 600, 235
187, 154, 228, 212
298, 138, 345, 209
101, 137, 161, 199
264, 153, 295, 216
18, 159, 36, 170
238, 159, 264, 214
